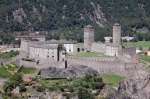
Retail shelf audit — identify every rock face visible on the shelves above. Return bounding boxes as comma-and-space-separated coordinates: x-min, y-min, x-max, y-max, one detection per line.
118, 70, 150, 99
39, 65, 98, 78
103, 70, 150, 99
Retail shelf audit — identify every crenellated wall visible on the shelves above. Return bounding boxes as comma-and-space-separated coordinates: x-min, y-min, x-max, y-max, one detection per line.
66, 56, 137, 75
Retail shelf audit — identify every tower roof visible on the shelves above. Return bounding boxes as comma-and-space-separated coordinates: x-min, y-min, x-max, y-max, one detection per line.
114, 23, 120, 26
85, 25, 93, 28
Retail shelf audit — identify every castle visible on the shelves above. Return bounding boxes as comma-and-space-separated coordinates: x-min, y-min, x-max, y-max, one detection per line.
84, 23, 136, 57
19, 23, 139, 76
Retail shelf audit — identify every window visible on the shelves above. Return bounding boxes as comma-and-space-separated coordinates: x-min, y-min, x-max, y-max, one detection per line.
47, 55, 49, 57
52, 52, 54, 54
52, 56, 54, 58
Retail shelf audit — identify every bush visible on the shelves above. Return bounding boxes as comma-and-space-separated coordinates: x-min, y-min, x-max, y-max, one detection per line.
22, 58, 35, 61
19, 85, 26, 92
36, 86, 45, 92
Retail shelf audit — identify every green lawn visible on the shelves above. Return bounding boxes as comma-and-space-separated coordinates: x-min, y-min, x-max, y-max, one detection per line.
21, 67, 38, 74
123, 41, 150, 50
138, 54, 150, 63
67, 52, 105, 57
100, 74, 124, 87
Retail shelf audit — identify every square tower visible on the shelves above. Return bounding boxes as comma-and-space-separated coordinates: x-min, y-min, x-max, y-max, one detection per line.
84, 25, 94, 52
113, 23, 121, 45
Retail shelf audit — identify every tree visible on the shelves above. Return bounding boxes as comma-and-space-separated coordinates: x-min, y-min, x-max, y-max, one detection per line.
58, 44, 66, 51
148, 47, 150, 51
132, 36, 138, 42
78, 88, 94, 99
19, 84, 26, 92
36, 86, 45, 92
9, 73, 23, 87
139, 46, 143, 51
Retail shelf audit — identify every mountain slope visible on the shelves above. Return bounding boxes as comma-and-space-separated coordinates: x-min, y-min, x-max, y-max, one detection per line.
0, 0, 150, 42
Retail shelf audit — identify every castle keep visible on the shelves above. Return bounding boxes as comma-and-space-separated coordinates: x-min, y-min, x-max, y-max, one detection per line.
113, 23, 121, 45
84, 25, 94, 52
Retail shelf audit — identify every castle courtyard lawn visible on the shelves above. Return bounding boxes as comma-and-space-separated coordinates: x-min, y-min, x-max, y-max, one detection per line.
100, 74, 124, 87
123, 41, 150, 50
66, 52, 105, 57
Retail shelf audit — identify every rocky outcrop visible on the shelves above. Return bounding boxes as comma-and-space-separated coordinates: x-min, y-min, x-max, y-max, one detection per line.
90, 2, 106, 28
118, 70, 150, 99
13, 8, 27, 23
39, 65, 98, 78
102, 70, 150, 99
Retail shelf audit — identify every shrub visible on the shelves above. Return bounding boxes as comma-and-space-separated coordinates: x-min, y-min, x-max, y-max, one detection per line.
19, 85, 26, 92
36, 86, 45, 92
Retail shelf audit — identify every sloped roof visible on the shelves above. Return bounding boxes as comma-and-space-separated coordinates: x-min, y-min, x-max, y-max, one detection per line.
84, 25, 93, 28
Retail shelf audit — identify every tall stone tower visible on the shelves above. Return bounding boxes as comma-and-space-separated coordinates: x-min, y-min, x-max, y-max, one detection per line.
113, 23, 121, 45
84, 25, 94, 52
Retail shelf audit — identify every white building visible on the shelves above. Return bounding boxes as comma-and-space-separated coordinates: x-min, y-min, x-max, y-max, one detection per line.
20, 40, 77, 61
106, 44, 122, 57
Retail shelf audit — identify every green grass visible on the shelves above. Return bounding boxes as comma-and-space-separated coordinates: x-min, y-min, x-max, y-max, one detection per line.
146, 66, 150, 70
138, 54, 150, 63
100, 74, 124, 87
21, 67, 37, 74
67, 52, 105, 57
0, 62, 19, 78
123, 41, 150, 50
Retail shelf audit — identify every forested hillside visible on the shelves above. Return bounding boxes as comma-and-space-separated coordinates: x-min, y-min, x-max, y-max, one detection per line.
0, 0, 150, 42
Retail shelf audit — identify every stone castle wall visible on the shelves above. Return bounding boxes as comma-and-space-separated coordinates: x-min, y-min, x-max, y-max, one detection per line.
122, 47, 136, 55
66, 56, 136, 75
91, 43, 106, 53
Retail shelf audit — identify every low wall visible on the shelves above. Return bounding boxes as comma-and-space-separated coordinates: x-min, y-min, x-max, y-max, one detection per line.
19, 60, 65, 69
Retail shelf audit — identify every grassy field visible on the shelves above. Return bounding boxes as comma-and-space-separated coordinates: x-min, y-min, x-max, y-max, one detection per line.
100, 74, 124, 87
0, 62, 19, 78
21, 67, 38, 74
146, 66, 150, 70
66, 52, 105, 57
123, 41, 150, 50
138, 54, 150, 63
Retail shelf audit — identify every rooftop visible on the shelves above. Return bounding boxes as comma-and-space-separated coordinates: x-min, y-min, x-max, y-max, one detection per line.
30, 44, 58, 49
31, 40, 77, 44
114, 23, 120, 26
84, 25, 93, 28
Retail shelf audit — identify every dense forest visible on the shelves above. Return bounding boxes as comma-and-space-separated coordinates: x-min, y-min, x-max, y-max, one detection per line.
0, 0, 150, 43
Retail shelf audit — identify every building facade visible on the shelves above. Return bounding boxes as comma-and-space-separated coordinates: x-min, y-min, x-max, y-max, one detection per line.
20, 40, 77, 61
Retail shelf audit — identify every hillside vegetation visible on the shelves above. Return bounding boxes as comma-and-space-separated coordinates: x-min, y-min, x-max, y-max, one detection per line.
0, 0, 150, 42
